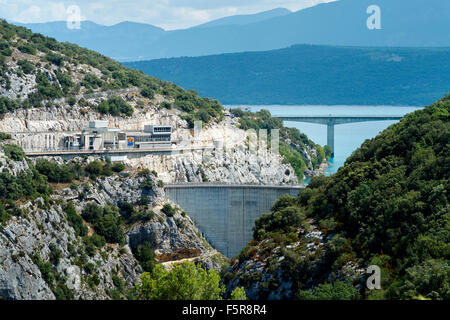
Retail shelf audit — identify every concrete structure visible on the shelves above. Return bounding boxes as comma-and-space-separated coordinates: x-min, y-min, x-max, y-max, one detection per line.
128, 125, 173, 149
60, 121, 173, 152
275, 115, 402, 155
165, 183, 305, 257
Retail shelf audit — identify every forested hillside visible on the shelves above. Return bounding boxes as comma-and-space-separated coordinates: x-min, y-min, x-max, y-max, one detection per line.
225, 95, 450, 300
0, 19, 223, 123
125, 45, 450, 106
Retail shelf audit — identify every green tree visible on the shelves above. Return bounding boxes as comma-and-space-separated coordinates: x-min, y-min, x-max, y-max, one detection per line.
136, 262, 224, 300
230, 287, 247, 300
85, 160, 103, 176
2, 144, 25, 161
81, 203, 103, 223
134, 242, 156, 272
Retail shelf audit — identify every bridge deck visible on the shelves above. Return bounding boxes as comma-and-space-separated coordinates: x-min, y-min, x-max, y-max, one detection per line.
275, 114, 404, 154
275, 115, 403, 118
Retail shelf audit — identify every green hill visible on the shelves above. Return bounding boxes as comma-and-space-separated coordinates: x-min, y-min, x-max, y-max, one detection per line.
226, 95, 450, 300
0, 19, 224, 122
125, 45, 450, 106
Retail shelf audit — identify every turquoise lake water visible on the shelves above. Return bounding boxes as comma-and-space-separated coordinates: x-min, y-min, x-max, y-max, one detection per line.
226, 105, 423, 176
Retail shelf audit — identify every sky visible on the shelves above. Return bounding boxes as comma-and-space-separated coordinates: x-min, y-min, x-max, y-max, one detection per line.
0, 0, 337, 30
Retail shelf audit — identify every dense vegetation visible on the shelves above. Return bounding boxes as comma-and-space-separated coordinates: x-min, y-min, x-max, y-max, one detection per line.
0, 19, 224, 125
136, 261, 246, 300
81, 203, 125, 244
125, 44, 450, 106
230, 108, 330, 179
0, 144, 51, 226
230, 95, 450, 300
96, 96, 133, 117
35, 158, 125, 183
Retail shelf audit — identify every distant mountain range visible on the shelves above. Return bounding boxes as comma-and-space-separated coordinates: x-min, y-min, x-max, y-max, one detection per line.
14, 20, 165, 61
191, 8, 291, 29
14, 0, 450, 61
124, 45, 450, 106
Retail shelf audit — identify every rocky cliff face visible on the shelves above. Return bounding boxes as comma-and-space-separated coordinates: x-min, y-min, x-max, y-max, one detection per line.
0, 153, 225, 300
0, 196, 141, 300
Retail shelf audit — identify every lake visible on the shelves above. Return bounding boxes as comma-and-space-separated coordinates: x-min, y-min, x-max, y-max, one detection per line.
226, 105, 423, 177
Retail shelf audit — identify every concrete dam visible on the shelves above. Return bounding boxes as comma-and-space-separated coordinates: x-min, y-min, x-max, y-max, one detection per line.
164, 184, 304, 257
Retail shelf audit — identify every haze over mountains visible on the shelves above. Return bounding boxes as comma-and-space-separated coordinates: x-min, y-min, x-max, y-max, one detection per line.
192, 8, 292, 29
15, 0, 450, 61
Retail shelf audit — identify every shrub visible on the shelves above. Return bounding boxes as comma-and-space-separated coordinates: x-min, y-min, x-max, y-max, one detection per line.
48, 243, 62, 265
138, 168, 151, 176
96, 212, 124, 244
17, 60, 35, 74
0, 132, 11, 140
46, 52, 64, 66
141, 87, 154, 99
161, 203, 176, 217
1, 47, 12, 57
140, 178, 153, 190
67, 96, 77, 106
81, 204, 124, 244
230, 287, 247, 300
112, 162, 125, 172
85, 160, 103, 176
64, 202, 88, 237
0, 97, 19, 115
253, 205, 305, 240
96, 96, 133, 117
161, 102, 172, 109
90, 234, 106, 248
18, 43, 37, 55
2, 144, 25, 161
297, 281, 360, 300
35, 159, 74, 183
81, 74, 102, 89
118, 201, 134, 219
133, 242, 155, 272
81, 203, 103, 223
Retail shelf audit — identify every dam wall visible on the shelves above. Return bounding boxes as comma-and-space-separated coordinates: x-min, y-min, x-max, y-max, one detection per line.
165, 184, 304, 257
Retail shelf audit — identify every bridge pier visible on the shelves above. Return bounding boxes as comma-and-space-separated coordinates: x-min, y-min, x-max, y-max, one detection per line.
327, 121, 335, 156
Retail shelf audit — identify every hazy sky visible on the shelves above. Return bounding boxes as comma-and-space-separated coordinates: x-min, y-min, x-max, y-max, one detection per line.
0, 0, 337, 30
